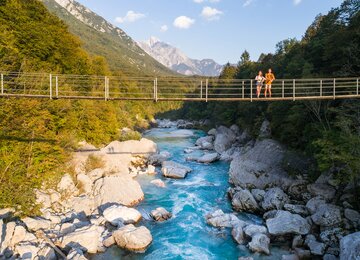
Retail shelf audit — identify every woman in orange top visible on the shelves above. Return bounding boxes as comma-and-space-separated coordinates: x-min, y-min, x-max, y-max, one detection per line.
265, 68, 275, 98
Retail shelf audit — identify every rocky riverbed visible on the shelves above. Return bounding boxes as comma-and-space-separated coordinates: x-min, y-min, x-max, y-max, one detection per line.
0, 119, 359, 259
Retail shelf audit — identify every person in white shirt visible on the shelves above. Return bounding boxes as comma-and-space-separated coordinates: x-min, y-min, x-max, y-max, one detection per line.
255, 71, 265, 98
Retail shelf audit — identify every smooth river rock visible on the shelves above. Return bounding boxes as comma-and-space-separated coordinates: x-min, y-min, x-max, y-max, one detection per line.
248, 233, 270, 255
102, 205, 142, 226
161, 161, 192, 179
93, 176, 144, 207
113, 224, 152, 252
340, 232, 360, 260
266, 210, 311, 236
150, 207, 172, 222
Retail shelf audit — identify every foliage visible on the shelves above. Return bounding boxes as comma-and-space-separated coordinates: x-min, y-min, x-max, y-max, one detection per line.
84, 154, 105, 173
175, 0, 360, 186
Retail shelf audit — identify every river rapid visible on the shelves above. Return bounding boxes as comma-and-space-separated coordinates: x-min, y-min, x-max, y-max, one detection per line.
93, 127, 287, 260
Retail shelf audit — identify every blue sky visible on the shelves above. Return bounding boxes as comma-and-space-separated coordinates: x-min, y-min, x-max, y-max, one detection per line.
76, 0, 344, 65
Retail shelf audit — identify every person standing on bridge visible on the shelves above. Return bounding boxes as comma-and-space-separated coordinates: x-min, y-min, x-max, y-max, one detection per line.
265, 68, 276, 98
255, 71, 265, 98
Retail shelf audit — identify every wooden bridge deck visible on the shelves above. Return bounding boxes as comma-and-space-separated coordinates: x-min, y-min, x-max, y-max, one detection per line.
0, 72, 359, 102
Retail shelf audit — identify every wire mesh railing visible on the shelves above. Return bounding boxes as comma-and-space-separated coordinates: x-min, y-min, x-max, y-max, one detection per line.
0, 72, 359, 102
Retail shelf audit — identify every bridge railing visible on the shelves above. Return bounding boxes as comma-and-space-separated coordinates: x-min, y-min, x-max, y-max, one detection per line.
0, 72, 359, 101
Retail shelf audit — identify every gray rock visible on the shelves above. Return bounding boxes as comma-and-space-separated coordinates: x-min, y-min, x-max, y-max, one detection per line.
305, 234, 326, 256
248, 233, 270, 255
0, 221, 16, 254
14, 242, 39, 260
0, 208, 15, 219
93, 176, 144, 207
263, 210, 278, 220
161, 161, 192, 179
76, 174, 93, 194
243, 224, 267, 237
306, 196, 327, 215
195, 136, 214, 150
37, 245, 57, 260
251, 189, 265, 203
294, 248, 311, 259
344, 209, 360, 225
150, 207, 172, 222
311, 204, 342, 227
323, 254, 338, 260
284, 204, 309, 217
214, 126, 237, 153
261, 188, 290, 211
266, 210, 311, 236
113, 224, 152, 252
292, 235, 304, 249
22, 217, 51, 232
307, 183, 336, 202
57, 174, 78, 195
102, 205, 142, 226
320, 228, 344, 248
259, 120, 271, 138
148, 151, 171, 166
229, 139, 293, 190
282, 255, 299, 260
220, 147, 242, 161
231, 189, 260, 213
230, 124, 240, 135
208, 128, 217, 136
340, 232, 360, 260
67, 248, 88, 260
231, 225, 246, 244
197, 153, 219, 164
205, 210, 246, 228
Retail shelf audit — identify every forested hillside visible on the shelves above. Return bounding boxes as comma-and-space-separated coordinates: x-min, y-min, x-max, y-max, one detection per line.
174, 0, 360, 187
42, 0, 176, 76
0, 0, 179, 214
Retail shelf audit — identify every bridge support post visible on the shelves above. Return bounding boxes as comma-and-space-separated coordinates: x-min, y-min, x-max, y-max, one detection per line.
293, 79, 296, 101
156, 78, 158, 102
242, 81, 244, 99
250, 80, 253, 102
320, 80, 323, 97
55, 76, 59, 98
1, 73, 3, 95
200, 80, 203, 99
205, 79, 208, 102
104, 76, 109, 101
49, 74, 52, 100
357, 78, 359, 96
282, 80, 284, 98
333, 78, 336, 100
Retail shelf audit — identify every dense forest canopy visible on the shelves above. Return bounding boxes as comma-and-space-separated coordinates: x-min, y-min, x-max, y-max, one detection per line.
174, 0, 360, 193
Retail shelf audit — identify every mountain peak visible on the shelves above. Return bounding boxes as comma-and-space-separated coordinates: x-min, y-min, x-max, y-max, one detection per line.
138, 37, 223, 76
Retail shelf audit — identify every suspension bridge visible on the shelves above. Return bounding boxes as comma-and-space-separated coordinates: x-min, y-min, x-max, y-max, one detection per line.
0, 72, 359, 102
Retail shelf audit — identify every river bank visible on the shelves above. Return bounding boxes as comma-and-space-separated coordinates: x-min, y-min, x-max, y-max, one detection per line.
0, 120, 359, 259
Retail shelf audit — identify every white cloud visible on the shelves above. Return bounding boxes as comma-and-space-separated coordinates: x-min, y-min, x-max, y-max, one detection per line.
115, 11, 145, 23
201, 6, 223, 20
243, 0, 254, 7
173, 16, 195, 29
193, 0, 204, 3
160, 25, 168, 32
294, 0, 302, 5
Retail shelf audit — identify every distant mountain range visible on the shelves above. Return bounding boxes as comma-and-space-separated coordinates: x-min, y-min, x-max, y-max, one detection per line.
138, 37, 223, 77
42, 0, 175, 76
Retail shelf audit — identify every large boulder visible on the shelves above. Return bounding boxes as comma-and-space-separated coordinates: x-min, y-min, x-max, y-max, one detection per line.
243, 224, 268, 237
14, 242, 39, 260
214, 126, 237, 153
306, 196, 327, 215
113, 224, 152, 252
311, 204, 342, 227
60, 225, 103, 254
195, 136, 214, 150
161, 161, 192, 179
76, 174, 93, 194
197, 153, 219, 164
93, 176, 144, 207
148, 151, 171, 166
10, 225, 37, 247
305, 234, 326, 256
307, 183, 336, 202
283, 204, 309, 217
266, 211, 311, 236
261, 188, 290, 211
231, 188, 260, 213
231, 225, 246, 244
103, 205, 142, 226
22, 217, 51, 232
205, 210, 246, 228
259, 120, 271, 139
229, 139, 293, 190
340, 232, 360, 260
248, 233, 270, 255
66, 196, 96, 216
